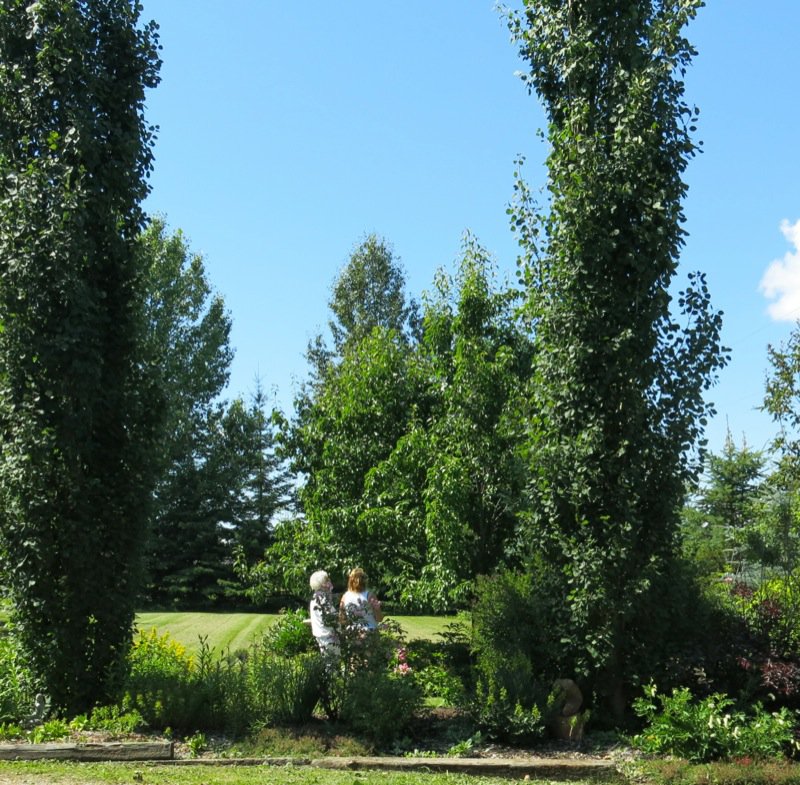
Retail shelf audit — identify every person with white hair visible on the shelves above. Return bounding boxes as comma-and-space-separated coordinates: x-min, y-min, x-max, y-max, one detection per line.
309, 569, 340, 658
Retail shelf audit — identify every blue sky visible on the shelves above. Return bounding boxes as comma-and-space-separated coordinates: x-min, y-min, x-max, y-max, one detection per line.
139, 1, 799, 459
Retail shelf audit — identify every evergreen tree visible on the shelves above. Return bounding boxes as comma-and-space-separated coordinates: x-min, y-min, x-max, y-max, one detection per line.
682, 433, 765, 578
136, 219, 234, 607
224, 384, 294, 568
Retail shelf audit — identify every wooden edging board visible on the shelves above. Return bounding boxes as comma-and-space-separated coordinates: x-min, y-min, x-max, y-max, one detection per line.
0, 746, 619, 779
0, 741, 173, 762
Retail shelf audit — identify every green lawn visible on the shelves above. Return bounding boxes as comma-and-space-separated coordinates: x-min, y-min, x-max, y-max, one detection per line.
134, 612, 454, 653
0, 762, 548, 785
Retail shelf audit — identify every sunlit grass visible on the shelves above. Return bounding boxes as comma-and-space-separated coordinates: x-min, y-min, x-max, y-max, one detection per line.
134, 612, 453, 653
0, 762, 546, 785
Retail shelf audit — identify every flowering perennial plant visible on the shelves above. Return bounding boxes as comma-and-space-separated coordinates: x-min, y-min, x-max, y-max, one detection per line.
633, 684, 799, 762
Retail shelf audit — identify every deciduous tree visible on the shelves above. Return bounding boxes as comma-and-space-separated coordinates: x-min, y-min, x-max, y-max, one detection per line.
0, 0, 161, 712
507, 0, 727, 715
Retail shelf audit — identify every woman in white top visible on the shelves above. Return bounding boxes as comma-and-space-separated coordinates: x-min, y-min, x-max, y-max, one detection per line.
309, 570, 340, 657
339, 567, 383, 630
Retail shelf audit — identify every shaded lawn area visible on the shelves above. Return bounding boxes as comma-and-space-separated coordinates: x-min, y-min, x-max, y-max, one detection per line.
134, 612, 453, 653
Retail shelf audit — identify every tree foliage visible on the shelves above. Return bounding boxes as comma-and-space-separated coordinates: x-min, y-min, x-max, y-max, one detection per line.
682, 433, 765, 578
328, 233, 419, 355
0, 0, 161, 713
265, 238, 531, 610
136, 219, 233, 607
396, 238, 532, 608
137, 222, 291, 607
756, 329, 800, 573
506, 0, 727, 712
764, 329, 800, 480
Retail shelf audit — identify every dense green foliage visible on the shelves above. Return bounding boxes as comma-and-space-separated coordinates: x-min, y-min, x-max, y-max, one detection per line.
0, 0, 161, 713
633, 684, 798, 762
263, 241, 531, 609
0, 0, 786, 741
328, 233, 420, 356
682, 434, 766, 578
122, 629, 323, 735
138, 221, 291, 607
140, 218, 233, 605
504, 0, 726, 714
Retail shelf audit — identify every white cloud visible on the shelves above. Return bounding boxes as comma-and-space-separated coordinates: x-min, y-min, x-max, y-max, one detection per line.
760, 219, 800, 321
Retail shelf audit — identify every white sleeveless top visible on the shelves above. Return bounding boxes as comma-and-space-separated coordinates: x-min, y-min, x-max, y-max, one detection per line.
340, 589, 378, 630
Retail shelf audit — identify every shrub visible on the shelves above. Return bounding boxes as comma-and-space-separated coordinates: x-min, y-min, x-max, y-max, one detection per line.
122, 629, 198, 732
28, 718, 70, 743
405, 631, 470, 706
261, 608, 316, 657
122, 628, 322, 735
86, 705, 146, 734
339, 668, 422, 746
0, 722, 23, 741
470, 569, 561, 741
324, 620, 423, 746
632, 684, 799, 762
724, 578, 800, 709
415, 662, 465, 707
472, 666, 546, 743
248, 646, 323, 726
472, 567, 569, 687
0, 633, 37, 723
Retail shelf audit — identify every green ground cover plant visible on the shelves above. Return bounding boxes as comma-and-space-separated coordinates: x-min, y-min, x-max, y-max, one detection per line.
632, 684, 799, 762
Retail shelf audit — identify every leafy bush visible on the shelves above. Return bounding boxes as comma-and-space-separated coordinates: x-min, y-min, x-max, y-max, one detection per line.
339, 668, 422, 746
470, 569, 561, 741
471, 567, 571, 694
261, 608, 316, 657
248, 646, 323, 726
324, 620, 423, 746
122, 629, 198, 731
85, 705, 146, 734
0, 633, 37, 723
415, 662, 465, 707
27, 719, 70, 743
724, 578, 800, 708
122, 628, 322, 735
0, 722, 23, 741
405, 637, 467, 707
472, 667, 546, 743
632, 684, 799, 762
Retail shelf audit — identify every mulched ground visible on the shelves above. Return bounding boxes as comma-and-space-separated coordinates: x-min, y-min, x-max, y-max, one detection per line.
8, 707, 636, 762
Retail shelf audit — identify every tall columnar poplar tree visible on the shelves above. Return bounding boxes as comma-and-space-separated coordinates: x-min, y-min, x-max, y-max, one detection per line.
507, 0, 726, 713
0, 0, 161, 712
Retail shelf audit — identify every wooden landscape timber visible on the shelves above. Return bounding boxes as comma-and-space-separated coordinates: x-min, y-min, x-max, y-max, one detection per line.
0, 741, 173, 762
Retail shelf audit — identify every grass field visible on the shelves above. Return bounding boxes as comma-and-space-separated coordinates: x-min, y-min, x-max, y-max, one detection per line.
134, 612, 456, 653
0, 762, 538, 785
